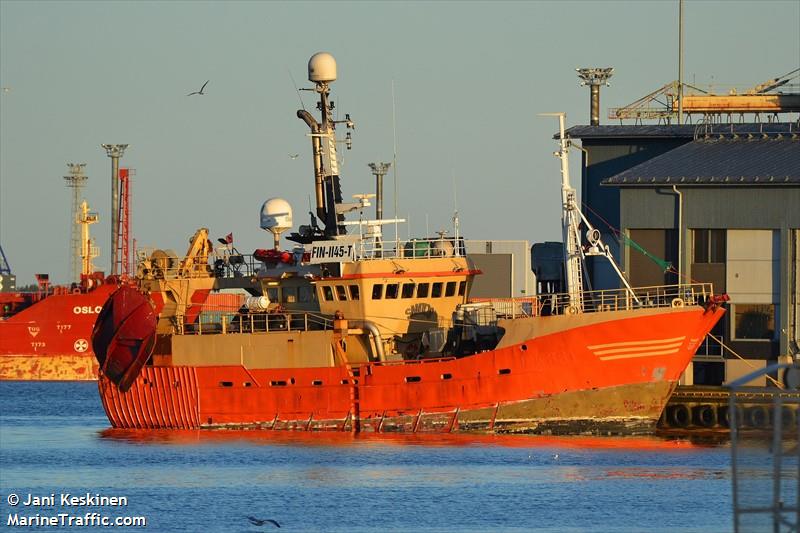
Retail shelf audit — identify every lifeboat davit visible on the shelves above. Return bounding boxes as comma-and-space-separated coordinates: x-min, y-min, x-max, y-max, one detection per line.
91, 286, 157, 392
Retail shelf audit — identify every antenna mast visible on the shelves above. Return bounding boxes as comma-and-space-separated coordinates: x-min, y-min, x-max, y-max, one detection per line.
296, 53, 355, 238
543, 113, 638, 312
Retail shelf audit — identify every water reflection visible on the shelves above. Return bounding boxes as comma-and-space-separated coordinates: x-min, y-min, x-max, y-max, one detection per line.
97, 428, 710, 451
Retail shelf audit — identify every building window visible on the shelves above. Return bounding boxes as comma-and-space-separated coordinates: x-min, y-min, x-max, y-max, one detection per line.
335, 285, 348, 301
445, 281, 456, 297
417, 283, 429, 298
385, 283, 399, 299
372, 284, 383, 300
402, 283, 415, 298
733, 304, 775, 340
431, 282, 443, 298
348, 285, 360, 301
321, 286, 334, 302
693, 229, 726, 264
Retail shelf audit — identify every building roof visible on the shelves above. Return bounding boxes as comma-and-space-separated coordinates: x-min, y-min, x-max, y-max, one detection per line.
563, 122, 799, 140
601, 134, 800, 186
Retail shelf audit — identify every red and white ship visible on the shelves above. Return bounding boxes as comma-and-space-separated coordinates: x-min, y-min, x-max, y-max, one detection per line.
92, 53, 726, 434
0, 274, 118, 381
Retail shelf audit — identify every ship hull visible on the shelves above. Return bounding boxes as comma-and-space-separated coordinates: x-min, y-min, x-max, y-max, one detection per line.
97, 305, 725, 434
0, 284, 117, 381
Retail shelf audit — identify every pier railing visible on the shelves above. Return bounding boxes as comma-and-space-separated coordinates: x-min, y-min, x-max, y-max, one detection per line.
729, 363, 799, 533
472, 283, 715, 318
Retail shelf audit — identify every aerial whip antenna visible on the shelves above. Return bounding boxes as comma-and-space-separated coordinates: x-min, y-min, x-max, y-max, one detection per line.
287, 67, 306, 111
392, 79, 399, 247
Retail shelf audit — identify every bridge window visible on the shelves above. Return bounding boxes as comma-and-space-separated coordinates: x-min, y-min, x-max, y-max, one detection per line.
431, 282, 443, 298
282, 286, 298, 303
321, 286, 334, 302
372, 284, 384, 299
385, 283, 399, 299
458, 281, 466, 296
417, 283, 429, 298
348, 285, 360, 300
445, 281, 456, 297
335, 285, 348, 301
402, 283, 415, 298
299, 286, 316, 303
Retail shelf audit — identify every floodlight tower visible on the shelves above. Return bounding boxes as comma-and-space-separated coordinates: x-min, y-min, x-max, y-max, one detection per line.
576, 68, 614, 126
367, 162, 391, 221
101, 144, 128, 275
64, 163, 88, 283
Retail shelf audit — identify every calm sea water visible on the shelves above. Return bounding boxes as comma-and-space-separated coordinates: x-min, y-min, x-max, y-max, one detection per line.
0, 382, 740, 532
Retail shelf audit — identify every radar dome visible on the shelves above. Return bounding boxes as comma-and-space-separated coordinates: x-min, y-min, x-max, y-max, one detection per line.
260, 198, 293, 250
260, 198, 293, 232
308, 52, 337, 83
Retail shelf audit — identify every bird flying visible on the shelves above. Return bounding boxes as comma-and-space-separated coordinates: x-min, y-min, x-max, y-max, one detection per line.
187, 80, 209, 96
289, 154, 299, 160
247, 516, 280, 528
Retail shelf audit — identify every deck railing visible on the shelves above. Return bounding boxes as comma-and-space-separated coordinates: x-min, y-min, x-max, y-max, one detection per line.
472, 283, 715, 319
184, 310, 334, 335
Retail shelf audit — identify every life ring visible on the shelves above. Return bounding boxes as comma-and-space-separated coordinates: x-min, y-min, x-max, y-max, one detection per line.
671, 298, 685, 308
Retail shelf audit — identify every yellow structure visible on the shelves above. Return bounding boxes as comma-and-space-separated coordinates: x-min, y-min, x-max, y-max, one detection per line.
78, 200, 99, 276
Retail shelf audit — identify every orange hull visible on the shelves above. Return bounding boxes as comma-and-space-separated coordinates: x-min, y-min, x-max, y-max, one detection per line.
98, 306, 725, 434
0, 283, 117, 381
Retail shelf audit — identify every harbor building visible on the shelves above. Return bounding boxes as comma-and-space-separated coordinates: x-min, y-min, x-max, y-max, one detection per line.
566, 122, 800, 385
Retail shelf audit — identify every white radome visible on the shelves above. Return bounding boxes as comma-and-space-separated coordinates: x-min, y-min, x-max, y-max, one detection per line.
260, 198, 293, 234
308, 52, 337, 83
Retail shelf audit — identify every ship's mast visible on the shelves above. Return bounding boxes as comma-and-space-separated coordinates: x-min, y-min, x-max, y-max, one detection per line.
549, 113, 585, 310
78, 200, 99, 276
297, 52, 354, 238
545, 113, 638, 311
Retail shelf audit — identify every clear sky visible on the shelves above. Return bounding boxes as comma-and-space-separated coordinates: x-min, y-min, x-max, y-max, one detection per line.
1, 0, 798, 285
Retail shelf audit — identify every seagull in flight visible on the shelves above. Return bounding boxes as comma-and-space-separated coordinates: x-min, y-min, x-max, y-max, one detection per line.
187, 80, 209, 96
289, 154, 299, 160
247, 516, 280, 528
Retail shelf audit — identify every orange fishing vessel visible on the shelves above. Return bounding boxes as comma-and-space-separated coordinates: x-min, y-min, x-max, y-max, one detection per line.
92, 53, 726, 434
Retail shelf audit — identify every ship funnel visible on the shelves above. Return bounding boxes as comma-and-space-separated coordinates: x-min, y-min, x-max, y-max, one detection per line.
308, 52, 337, 83
368, 162, 391, 221
577, 68, 613, 126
